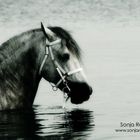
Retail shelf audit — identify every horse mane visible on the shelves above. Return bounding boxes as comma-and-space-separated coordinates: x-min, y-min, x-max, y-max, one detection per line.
48, 26, 82, 60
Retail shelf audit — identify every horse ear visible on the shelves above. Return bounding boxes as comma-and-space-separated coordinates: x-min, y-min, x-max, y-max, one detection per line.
41, 22, 55, 41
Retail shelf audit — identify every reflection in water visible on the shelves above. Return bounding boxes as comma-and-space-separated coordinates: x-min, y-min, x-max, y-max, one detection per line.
43, 108, 94, 140
0, 109, 41, 139
0, 106, 94, 139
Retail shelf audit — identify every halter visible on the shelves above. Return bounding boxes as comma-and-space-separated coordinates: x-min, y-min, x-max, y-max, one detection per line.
39, 38, 82, 96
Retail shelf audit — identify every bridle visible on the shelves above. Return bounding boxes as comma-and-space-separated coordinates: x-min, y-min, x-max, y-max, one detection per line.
39, 38, 82, 98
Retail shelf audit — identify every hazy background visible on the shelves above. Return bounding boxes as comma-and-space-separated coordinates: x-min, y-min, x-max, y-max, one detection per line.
0, 0, 140, 139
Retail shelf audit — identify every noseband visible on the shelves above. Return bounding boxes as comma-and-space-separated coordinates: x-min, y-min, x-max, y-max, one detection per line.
39, 38, 82, 96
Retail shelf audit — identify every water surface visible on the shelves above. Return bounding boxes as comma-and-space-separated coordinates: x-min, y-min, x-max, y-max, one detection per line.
0, 106, 94, 139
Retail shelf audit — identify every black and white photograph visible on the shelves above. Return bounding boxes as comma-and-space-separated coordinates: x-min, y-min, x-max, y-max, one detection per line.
0, 0, 140, 140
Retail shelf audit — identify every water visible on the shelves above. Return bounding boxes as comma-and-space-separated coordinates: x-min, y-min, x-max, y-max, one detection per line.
1, 0, 140, 139
0, 106, 94, 139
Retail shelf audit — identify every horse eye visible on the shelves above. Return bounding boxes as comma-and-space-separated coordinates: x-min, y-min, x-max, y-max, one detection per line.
63, 53, 70, 61
58, 53, 70, 61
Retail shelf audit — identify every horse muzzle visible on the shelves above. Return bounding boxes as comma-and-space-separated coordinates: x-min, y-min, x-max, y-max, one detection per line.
60, 80, 93, 104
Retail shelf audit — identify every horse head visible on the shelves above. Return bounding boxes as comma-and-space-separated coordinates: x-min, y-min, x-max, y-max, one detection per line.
39, 23, 92, 104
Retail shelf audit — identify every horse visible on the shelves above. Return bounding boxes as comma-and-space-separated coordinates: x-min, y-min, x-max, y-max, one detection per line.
0, 23, 92, 110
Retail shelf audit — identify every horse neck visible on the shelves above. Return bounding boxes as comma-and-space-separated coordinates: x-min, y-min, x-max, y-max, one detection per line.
0, 30, 45, 108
